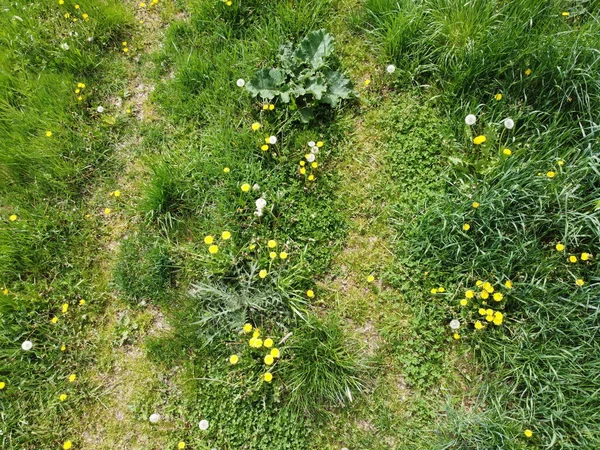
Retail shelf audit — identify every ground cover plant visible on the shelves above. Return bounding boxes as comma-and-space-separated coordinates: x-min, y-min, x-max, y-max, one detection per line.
2, 0, 599, 449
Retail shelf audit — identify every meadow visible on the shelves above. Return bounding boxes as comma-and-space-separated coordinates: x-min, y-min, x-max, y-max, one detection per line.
0, 0, 598, 449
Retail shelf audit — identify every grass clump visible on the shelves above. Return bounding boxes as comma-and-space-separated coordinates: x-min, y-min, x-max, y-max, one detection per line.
283, 313, 366, 412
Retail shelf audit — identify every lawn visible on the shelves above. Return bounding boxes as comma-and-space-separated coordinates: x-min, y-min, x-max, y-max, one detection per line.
1, 1, 598, 449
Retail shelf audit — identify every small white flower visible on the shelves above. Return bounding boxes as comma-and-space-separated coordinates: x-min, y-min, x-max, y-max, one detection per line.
60, 42, 69, 51
236, 79, 245, 87
21, 340, 33, 351
97, 106, 104, 113
268, 136, 277, 145
255, 198, 267, 209
87, 37, 93, 42
504, 118, 515, 130
465, 114, 476, 126
149, 413, 161, 423
449, 319, 461, 330
386, 64, 396, 74
252, 184, 260, 191
308, 141, 316, 147
306, 153, 316, 163
199, 419, 209, 430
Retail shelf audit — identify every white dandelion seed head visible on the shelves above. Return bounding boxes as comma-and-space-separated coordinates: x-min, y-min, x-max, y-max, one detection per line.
97, 106, 104, 113
311, 146, 319, 154
465, 114, 477, 126
386, 64, 396, 74
306, 153, 316, 163
21, 340, 33, 351
236, 79, 245, 87
199, 419, 209, 430
149, 413, 161, 423
449, 319, 461, 330
255, 198, 267, 209
268, 136, 277, 145
252, 184, 260, 192
60, 42, 69, 51
308, 141, 316, 147
254, 209, 263, 217
504, 118, 515, 130
87, 37, 93, 42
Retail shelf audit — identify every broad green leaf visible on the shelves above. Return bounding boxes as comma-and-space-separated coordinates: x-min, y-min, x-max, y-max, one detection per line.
321, 70, 353, 107
245, 68, 285, 99
305, 75, 327, 100
293, 29, 334, 70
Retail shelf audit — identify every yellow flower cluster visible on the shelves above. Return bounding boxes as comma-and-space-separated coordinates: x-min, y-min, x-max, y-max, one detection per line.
555, 243, 592, 286
299, 140, 324, 182
262, 103, 275, 110
204, 230, 232, 255
228, 324, 281, 383
455, 280, 510, 330
59, 2, 90, 23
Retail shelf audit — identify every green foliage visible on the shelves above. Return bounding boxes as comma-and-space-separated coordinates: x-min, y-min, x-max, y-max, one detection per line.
282, 314, 366, 413
114, 231, 173, 302
246, 30, 354, 122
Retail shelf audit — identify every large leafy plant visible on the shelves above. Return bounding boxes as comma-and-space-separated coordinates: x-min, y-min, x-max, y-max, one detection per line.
246, 30, 354, 122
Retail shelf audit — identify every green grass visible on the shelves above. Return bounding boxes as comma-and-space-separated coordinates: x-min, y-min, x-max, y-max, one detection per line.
363, 0, 600, 448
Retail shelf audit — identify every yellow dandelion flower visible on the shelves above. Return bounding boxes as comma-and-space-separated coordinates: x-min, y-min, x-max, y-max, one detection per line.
503, 148, 512, 156
221, 231, 231, 240
460, 299, 468, 306
311, 162, 318, 168
45, 131, 53, 137
208, 245, 219, 254
259, 269, 267, 279
306, 289, 315, 298
472, 202, 480, 208
438, 287, 445, 293
478, 308, 487, 315
269, 252, 277, 259
562, 12, 569, 16
482, 282, 494, 293
465, 290, 475, 299
104, 208, 111, 215
476, 280, 483, 287
556, 243, 565, 251
546, 171, 556, 178
63, 441, 72, 450
453, 333, 460, 339
463, 223, 471, 231
264, 354, 274, 365
525, 68, 532, 76
204, 235, 214, 244
473, 135, 486, 145
505, 280, 513, 289
569, 255, 577, 263
263, 372, 273, 382
61, 345, 66, 351
178, 443, 185, 450
51, 317, 59, 324
60, 394, 67, 401
114, 190, 121, 197
0, 382, 5, 389
494, 93, 503, 101
267, 240, 277, 248
253, 329, 260, 338
9, 214, 17, 221
243, 323, 252, 333
229, 354, 239, 364
481, 290, 489, 299
300, 167, 306, 174
474, 321, 484, 330
223, 167, 230, 173
430, 288, 438, 294
270, 348, 280, 358
261, 144, 269, 151
364, 79, 371, 86
241, 183, 251, 192
316, 141, 323, 147
524, 429, 533, 438
576, 279, 584, 287
251, 122, 261, 131
581, 252, 591, 261
68, 374, 76, 382
279, 252, 288, 259
308, 174, 315, 181
367, 275, 375, 283
62, 303, 69, 313
493, 293, 503, 302
263, 338, 273, 348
